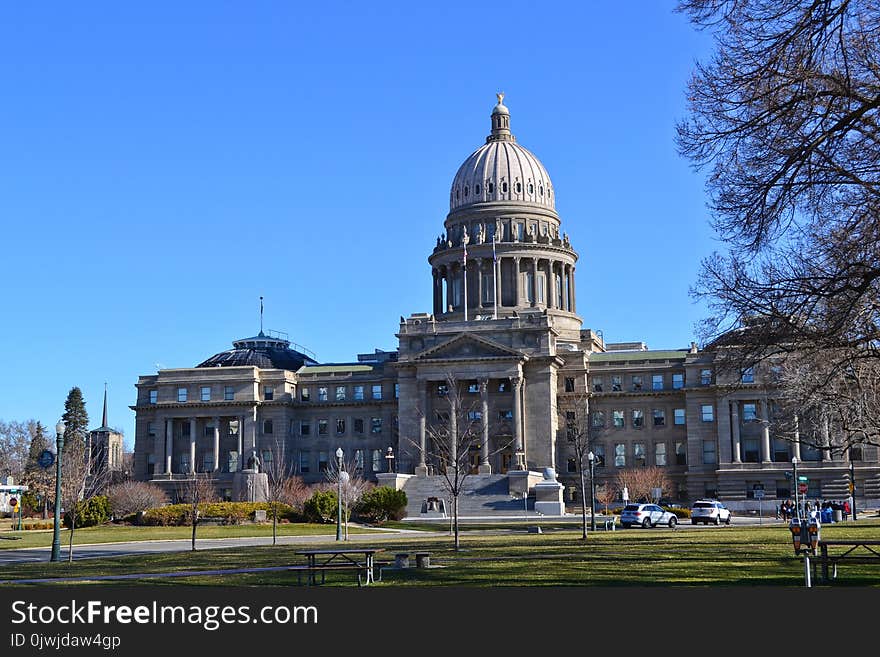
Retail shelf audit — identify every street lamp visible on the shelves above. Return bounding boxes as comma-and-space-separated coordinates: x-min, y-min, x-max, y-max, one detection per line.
792, 456, 799, 521
587, 451, 597, 532
385, 446, 395, 473
50, 419, 65, 562
335, 447, 343, 542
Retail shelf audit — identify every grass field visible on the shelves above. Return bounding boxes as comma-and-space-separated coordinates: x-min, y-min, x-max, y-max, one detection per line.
3, 518, 879, 587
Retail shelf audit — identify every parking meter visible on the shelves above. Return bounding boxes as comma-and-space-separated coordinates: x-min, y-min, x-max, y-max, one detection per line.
789, 516, 821, 555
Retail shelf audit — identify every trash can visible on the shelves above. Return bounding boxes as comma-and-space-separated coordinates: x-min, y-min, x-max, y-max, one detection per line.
833, 509, 843, 522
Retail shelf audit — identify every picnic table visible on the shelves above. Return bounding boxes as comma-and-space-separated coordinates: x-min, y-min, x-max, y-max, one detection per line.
295, 548, 385, 586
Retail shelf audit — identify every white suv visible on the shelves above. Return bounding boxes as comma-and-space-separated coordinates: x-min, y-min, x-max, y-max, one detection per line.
691, 499, 731, 525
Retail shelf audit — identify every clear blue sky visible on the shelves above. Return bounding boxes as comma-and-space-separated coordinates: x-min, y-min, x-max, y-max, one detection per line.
0, 2, 718, 449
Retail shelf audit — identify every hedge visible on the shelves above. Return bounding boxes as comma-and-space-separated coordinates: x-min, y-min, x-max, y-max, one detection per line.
140, 501, 299, 526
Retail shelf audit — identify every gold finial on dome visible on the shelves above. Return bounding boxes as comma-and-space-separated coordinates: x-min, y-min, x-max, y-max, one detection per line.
496, 91, 505, 104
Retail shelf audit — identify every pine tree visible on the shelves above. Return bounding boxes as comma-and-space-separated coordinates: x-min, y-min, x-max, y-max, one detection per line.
62, 386, 89, 445
25, 421, 49, 473
23, 421, 54, 518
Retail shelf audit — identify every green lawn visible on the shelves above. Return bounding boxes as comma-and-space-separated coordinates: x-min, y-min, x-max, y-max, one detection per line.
0, 522, 380, 550
4, 519, 879, 587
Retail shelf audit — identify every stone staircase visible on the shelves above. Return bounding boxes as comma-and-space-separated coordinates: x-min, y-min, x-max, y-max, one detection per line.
401, 473, 533, 518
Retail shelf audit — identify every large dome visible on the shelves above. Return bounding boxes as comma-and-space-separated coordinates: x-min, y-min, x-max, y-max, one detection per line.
449, 94, 554, 212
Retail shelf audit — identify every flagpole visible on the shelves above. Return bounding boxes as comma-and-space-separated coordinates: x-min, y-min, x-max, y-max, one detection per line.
492, 236, 498, 319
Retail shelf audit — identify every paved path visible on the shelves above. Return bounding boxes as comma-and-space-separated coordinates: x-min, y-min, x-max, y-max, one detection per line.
0, 527, 441, 566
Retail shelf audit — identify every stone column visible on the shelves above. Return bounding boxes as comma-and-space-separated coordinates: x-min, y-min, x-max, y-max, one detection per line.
513, 257, 522, 306
247, 406, 258, 465
793, 414, 802, 461
731, 401, 742, 463
445, 266, 453, 312
164, 418, 173, 475
238, 415, 244, 471
530, 258, 538, 307
565, 265, 572, 311
760, 399, 771, 463
415, 380, 428, 476
479, 378, 491, 473
189, 418, 197, 474
546, 261, 556, 309
570, 265, 577, 313
821, 415, 831, 461
212, 417, 220, 472
432, 268, 440, 315
476, 259, 484, 309
512, 376, 524, 469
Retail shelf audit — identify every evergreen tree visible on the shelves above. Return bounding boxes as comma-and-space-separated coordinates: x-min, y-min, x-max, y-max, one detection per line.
25, 421, 50, 473
23, 421, 54, 518
62, 386, 89, 445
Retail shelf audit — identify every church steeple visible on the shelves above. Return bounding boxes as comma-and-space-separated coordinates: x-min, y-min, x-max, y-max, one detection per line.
101, 383, 109, 430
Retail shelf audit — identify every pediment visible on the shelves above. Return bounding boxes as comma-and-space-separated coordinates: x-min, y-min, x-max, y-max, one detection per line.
413, 333, 525, 362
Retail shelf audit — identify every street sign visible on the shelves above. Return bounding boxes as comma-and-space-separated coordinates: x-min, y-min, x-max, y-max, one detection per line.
798, 483, 808, 494
38, 449, 55, 469
754, 489, 765, 499
798, 476, 808, 482
848, 482, 855, 494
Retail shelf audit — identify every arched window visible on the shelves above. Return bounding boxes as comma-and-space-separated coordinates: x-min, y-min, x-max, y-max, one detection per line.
464, 185, 469, 196
263, 419, 273, 434
475, 183, 481, 195
529, 183, 534, 194
488, 182, 494, 194
515, 182, 522, 193
539, 186, 544, 196
456, 189, 460, 200
502, 181, 508, 193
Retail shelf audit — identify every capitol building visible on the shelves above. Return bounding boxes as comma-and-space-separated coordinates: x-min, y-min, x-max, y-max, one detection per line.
132, 96, 880, 511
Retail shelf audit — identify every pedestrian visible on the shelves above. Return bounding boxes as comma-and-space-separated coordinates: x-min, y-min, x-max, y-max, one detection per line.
843, 499, 850, 521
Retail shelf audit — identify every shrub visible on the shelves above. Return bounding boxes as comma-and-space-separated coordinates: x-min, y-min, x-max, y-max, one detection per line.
139, 501, 300, 526
666, 506, 691, 518
23, 521, 54, 530
107, 481, 167, 517
63, 496, 111, 529
356, 486, 408, 524
303, 489, 338, 524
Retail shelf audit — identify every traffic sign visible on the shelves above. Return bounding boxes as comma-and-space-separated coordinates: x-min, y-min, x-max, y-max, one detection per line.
798, 476, 808, 482
8, 497, 17, 508
38, 449, 55, 469
848, 482, 855, 493
753, 489, 765, 499
798, 483, 808, 494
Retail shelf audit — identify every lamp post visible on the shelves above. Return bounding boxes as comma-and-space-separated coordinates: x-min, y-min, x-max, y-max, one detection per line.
335, 447, 343, 542
587, 451, 597, 532
792, 456, 800, 521
50, 419, 65, 562
385, 446, 395, 473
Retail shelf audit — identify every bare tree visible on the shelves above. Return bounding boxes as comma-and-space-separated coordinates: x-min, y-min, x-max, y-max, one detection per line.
61, 437, 111, 562
595, 482, 618, 516
615, 467, 672, 505
106, 481, 167, 518
325, 454, 372, 540
558, 387, 599, 540
677, 0, 880, 453
263, 438, 307, 545
178, 474, 216, 552
0, 420, 34, 482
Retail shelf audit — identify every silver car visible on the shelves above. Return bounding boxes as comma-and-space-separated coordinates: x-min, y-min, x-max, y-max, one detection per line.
690, 499, 732, 525
620, 503, 678, 529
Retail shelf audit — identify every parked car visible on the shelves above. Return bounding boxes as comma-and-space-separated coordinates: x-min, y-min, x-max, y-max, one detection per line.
690, 499, 731, 525
620, 503, 678, 529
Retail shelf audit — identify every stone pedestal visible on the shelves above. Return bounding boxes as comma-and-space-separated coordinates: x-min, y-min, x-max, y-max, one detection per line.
415, 465, 429, 477
375, 473, 414, 491
507, 469, 544, 496
478, 463, 492, 475
233, 470, 268, 502
533, 468, 566, 516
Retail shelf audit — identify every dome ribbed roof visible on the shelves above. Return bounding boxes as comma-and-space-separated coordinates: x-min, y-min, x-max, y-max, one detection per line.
449, 94, 554, 212
196, 332, 318, 370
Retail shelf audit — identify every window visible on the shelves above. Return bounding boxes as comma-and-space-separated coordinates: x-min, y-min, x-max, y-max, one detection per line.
634, 442, 646, 466
318, 419, 328, 435
700, 369, 712, 385
631, 375, 643, 391
261, 450, 273, 467
655, 443, 667, 466
701, 404, 714, 422
702, 440, 717, 465
515, 222, 523, 240
202, 424, 213, 438
567, 458, 577, 474
652, 409, 665, 427
743, 438, 760, 463
742, 403, 758, 422
675, 441, 687, 465
300, 421, 310, 436
468, 410, 482, 422
149, 390, 157, 404
354, 449, 364, 473
394, 383, 400, 399
372, 449, 382, 472
354, 418, 364, 434
632, 409, 644, 428
182, 422, 191, 437
201, 386, 211, 402
565, 411, 577, 441
202, 453, 213, 472
611, 375, 622, 392
741, 367, 755, 383
353, 385, 364, 400
318, 451, 329, 473
613, 410, 624, 428
652, 374, 664, 391
468, 382, 480, 393
177, 388, 188, 402
300, 387, 310, 402
335, 386, 346, 401
372, 385, 383, 400
225, 386, 235, 401
773, 438, 790, 462
564, 377, 575, 392
371, 417, 382, 434
498, 409, 513, 420
336, 419, 346, 435
525, 271, 535, 303
228, 420, 239, 436
592, 377, 603, 392
318, 387, 328, 401
264, 386, 274, 401
437, 384, 448, 396
672, 373, 684, 389
614, 443, 626, 467
263, 419, 273, 434
674, 408, 686, 425
498, 380, 509, 392
147, 421, 155, 437
481, 273, 494, 303
593, 444, 605, 466
591, 411, 605, 428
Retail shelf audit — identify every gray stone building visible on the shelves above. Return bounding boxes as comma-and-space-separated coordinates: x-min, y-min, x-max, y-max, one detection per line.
131, 95, 880, 510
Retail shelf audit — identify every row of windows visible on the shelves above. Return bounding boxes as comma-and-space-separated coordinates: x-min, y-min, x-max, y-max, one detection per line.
586, 371, 695, 393
455, 181, 548, 200
564, 441, 689, 473
299, 417, 383, 436
297, 449, 386, 474
588, 407, 705, 430
301, 383, 397, 402
149, 385, 269, 404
